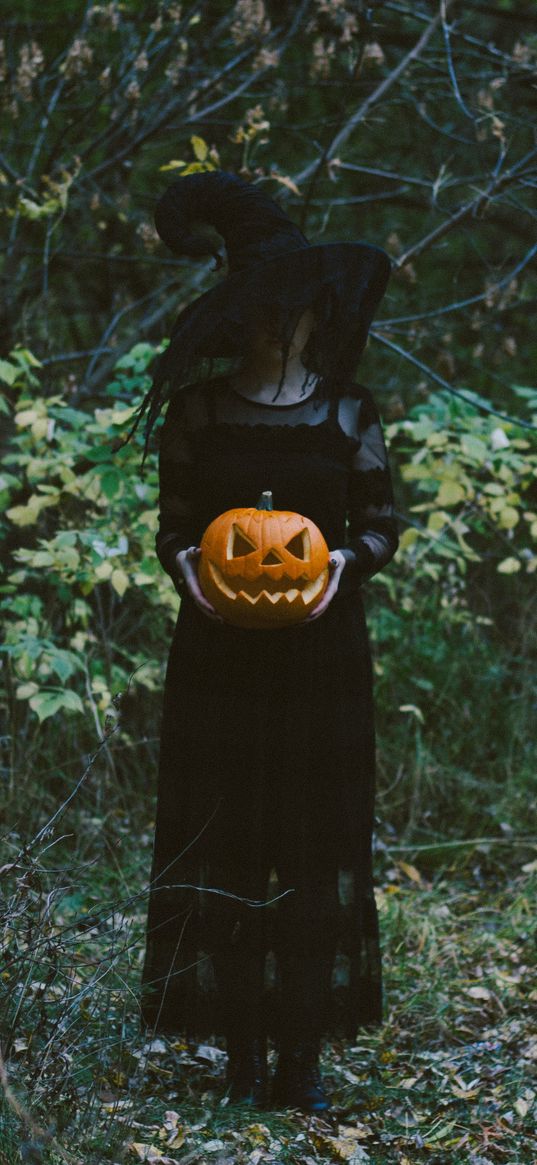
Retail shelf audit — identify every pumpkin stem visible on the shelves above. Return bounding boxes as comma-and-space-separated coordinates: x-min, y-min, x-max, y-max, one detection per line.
257, 490, 273, 511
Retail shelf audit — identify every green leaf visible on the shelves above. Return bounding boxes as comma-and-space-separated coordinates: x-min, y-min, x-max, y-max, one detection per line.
46, 649, 81, 683
99, 468, 122, 499
0, 359, 18, 386
191, 135, 208, 161
59, 690, 85, 714
29, 689, 73, 722
461, 435, 487, 463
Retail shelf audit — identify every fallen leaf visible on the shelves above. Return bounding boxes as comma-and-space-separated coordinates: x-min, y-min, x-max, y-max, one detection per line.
314, 1127, 369, 1161
397, 861, 422, 884
244, 1124, 271, 1144
195, 1043, 226, 1063
129, 1146, 163, 1162
451, 1085, 480, 1099
467, 986, 492, 1001
144, 1038, 168, 1054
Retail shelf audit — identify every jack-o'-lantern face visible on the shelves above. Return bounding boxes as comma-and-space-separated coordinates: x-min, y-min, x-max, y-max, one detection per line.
199, 494, 329, 628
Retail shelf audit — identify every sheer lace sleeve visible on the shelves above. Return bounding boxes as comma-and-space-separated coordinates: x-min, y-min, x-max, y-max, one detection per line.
340, 387, 399, 582
156, 393, 199, 586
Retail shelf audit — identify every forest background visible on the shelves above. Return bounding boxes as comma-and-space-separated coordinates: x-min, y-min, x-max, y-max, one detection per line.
1, 2, 536, 1163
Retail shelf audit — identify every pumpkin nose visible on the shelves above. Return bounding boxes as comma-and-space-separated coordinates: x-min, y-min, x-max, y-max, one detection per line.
261, 549, 283, 566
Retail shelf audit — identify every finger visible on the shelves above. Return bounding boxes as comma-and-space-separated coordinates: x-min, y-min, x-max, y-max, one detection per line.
195, 599, 224, 622
301, 578, 340, 622
182, 572, 223, 620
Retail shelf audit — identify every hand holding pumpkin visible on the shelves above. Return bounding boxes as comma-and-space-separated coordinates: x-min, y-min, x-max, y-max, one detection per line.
176, 546, 224, 623
300, 549, 347, 623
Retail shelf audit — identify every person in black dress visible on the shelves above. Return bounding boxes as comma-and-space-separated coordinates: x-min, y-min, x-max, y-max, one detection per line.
139, 172, 399, 1112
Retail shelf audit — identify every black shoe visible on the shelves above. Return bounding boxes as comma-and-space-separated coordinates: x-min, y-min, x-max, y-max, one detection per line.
226, 1037, 268, 1107
272, 1042, 331, 1113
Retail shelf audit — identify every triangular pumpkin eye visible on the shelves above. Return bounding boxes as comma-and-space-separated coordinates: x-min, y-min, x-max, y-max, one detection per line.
230, 525, 257, 557
285, 530, 310, 560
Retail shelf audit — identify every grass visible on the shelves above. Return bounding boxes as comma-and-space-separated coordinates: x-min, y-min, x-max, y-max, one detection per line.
2, 829, 536, 1165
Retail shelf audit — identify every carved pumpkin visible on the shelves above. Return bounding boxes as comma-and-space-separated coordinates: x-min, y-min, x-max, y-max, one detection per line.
199, 491, 329, 628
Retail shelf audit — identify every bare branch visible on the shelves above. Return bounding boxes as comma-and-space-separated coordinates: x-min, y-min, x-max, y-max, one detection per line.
291, 2, 451, 190
440, 0, 474, 119
382, 241, 537, 326
372, 331, 537, 431
395, 150, 537, 270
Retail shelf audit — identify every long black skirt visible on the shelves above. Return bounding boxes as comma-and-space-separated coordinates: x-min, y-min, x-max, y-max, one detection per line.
141, 587, 382, 1039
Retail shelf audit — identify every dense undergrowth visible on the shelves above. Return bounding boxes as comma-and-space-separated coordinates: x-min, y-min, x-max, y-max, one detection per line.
1, 344, 536, 1162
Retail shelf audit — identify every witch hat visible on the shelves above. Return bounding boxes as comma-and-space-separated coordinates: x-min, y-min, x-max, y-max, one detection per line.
139, 171, 391, 437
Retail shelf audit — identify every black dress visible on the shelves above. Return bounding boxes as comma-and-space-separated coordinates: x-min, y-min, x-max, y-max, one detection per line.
141, 376, 398, 1044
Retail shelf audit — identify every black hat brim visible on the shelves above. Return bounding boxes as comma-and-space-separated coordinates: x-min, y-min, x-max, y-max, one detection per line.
162, 241, 391, 366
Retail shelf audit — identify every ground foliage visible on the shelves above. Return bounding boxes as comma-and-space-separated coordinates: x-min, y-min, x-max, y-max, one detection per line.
1, 822, 536, 1164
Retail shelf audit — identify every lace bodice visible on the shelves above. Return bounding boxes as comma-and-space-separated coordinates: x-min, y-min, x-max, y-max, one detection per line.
156, 377, 398, 592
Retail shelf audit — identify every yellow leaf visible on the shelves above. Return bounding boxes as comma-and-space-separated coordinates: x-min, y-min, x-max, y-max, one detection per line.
95, 561, 113, 581
6, 494, 59, 526
244, 1123, 271, 1144
397, 861, 422, 884
399, 527, 419, 550
313, 1127, 368, 1161
111, 568, 129, 597
428, 510, 449, 532
159, 160, 187, 172
437, 480, 465, 507
497, 506, 519, 529
15, 409, 39, 427
179, 161, 215, 175
451, 1084, 480, 1099
191, 135, 208, 161
497, 557, 521, 574
32, 417, 49, 440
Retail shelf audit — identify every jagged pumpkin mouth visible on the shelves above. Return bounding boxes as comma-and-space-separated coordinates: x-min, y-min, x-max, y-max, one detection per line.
206, 561, 327, 605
